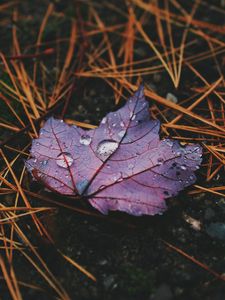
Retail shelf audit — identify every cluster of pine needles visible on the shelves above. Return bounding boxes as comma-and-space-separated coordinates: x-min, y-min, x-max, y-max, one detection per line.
0, 1, 224, 298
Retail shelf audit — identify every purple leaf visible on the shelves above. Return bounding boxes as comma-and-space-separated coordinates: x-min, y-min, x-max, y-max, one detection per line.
26, 86, 202, 216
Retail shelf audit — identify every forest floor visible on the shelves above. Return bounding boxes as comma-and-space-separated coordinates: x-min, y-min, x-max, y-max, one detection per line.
0, 1, 225, 299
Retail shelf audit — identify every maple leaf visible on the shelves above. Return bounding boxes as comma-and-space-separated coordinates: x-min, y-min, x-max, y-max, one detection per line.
26, 86, 202, 216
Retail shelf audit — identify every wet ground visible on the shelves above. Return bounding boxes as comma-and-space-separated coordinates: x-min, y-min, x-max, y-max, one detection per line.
12, 186, 225, 300
0, 1, 225, 299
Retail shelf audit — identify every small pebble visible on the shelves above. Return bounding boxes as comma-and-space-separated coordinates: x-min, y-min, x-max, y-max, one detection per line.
103, 274, 116, 290
150, 283, 173, 300
206, 222, 225, 240
153, 73, 161, 83
204, 208, 215, 220
166, 93, 178, 104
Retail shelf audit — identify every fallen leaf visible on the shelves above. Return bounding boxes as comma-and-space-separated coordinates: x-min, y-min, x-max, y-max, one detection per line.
26, 86, 202, 216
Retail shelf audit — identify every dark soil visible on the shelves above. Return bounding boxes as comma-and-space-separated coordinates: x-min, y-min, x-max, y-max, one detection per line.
0, 1, 225, 299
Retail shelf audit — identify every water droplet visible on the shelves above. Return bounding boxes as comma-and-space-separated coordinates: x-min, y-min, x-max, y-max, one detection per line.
165, 139, 173, 147
99, 185, 106, 190
106, 164, 111, 169
56, 152, 73, 168
42, 160, 48, 166
33, 158, 37, 163
120, 121, 125, 127
101, 117, 107, 124
131, 114, 136, 120
157, 158, 164, 165
60, 119, 63, 123
180, 165, 187, 170
112, 123, 116, 127
128, 163, 134, 169
76, 179, 89, 193
118, 130, 126, 138
191, 155, 198, 160
80, 134, 92, 146
117, 178, 123, 182
96, 140, 119, 158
